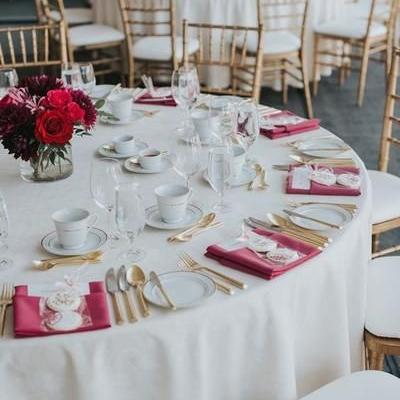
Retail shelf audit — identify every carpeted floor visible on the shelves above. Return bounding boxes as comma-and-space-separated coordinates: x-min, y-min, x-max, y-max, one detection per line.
259, 62, 400, 377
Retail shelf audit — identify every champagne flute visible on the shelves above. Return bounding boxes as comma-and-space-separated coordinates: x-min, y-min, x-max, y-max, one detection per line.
90, 158, 122, 245
207, 145, 232, 213
171, 66, 200, 137
79, 63, 96, 94
0, 194, 12, 271
61, 62, 82, 89
0, 68, 18, 98
115, 183, 146, 262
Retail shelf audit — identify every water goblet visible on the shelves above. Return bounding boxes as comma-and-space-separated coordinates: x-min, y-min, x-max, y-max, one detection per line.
0, 68, 18, 98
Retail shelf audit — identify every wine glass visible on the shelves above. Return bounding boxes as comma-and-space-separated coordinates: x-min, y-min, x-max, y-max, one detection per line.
0, 68, 18, 98
115, 183, 146, 262
209, 100, 237, 144
235, 100, 260, 158
207, 145, 232, 213
90, 158, 122, 245
79, 63, 96, 94
171, 66, 200, 137
61, 62, 82, 89
170, 134, 202, 188
0, 194, 12, 271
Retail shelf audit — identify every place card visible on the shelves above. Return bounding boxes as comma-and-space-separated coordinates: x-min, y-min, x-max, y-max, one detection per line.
291, 166, 312, 190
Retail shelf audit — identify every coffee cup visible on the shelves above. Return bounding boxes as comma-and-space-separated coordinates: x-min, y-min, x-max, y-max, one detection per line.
154, 184, 191, 224
138, 148, 163, 170
52, 208, 97, 250
112, 134, 136, 155
192, 110, 216, 142
232, 145, 246, 178
107, 92, 132, 121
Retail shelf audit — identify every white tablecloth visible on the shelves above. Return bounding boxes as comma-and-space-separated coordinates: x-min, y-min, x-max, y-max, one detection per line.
0, 104, 371, 400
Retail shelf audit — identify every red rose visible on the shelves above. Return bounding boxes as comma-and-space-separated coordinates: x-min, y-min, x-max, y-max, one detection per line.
35, 109, 73, 145
46, 89, 72, 109
67, 102, 85, 123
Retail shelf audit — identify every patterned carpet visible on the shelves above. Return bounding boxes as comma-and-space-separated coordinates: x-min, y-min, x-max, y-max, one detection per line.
259, 62, 400, 377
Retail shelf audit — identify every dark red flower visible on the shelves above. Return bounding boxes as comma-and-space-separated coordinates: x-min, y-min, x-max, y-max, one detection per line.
70, 89, 97, 129
18, 75, 64, 97
35, 109, 73, 145
46, 89, 72, 109
66, 102, 85, 123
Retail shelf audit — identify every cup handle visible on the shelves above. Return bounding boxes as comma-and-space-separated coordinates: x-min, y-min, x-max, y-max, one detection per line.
87, 214, 98, 233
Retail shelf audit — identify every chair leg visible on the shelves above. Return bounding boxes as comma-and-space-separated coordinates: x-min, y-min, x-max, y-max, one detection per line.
312, 34, 320, 97
372, 233, 380, 255
300, 52, 314, 119
357, 41, 370, 107
281, 59, 288, 105
368, 349, 385, 371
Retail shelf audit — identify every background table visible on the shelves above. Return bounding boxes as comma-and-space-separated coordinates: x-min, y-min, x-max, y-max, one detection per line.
0, 103, 371, 400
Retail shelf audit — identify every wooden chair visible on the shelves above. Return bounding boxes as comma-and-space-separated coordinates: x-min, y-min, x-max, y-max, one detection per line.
39, 0, 125, 80
182, 20, 264, 100
312, 0, 398, 107
364, 257, 400, 371
0, 22, 67, 72
369, 47, 400, 257
118, 0, 199, 87
257, 0, 313, 118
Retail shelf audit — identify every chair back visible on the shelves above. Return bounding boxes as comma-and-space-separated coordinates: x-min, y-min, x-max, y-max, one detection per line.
378, 46, 400, 172
182, 20, 264, 100
257, 0, 309, 47
0, 23, 67, 71
365, 0, 398, 37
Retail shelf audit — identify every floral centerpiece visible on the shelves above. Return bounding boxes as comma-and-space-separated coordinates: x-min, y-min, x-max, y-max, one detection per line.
0, 75, 97, 182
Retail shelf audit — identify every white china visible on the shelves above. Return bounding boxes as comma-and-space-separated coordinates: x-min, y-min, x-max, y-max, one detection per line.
203, 164, 256, 188
297, 138, 349, 158
51, 208, 97, 250
138, 148, 163, 170
41, 227, 107, 256
107, 92, 133, 121
90, 84, 114, 99
99, 109, 144, 125
145, 204, 203, 230
112, 134, 137, 155
98, 140, 148, 158
124, 156, 172, 174
155, 184, 192, 224
289, 204, 352, 231
232, 145, 246, 178
143, 271, 216, 309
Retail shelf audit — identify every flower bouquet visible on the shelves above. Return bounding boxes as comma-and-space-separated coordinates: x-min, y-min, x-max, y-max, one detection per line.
0, 75, 97, 182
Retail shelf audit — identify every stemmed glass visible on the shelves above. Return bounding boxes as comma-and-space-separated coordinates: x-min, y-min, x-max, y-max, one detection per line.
0, 194, 12, 271
207, 145, 232, 213
115, 183, 146, 263
61, 62, 82, 89
79, 63, 96, 94
235, 100, 260, 158
0, 68, 18, 98
171, 66, 200, 137
90, 158, 122, 246
209, 100, 238, 144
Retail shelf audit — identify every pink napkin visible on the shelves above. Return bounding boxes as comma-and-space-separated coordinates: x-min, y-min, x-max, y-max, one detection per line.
286, 165, 361, 196
260, 110, 320, 139
134, 90, 176, 107
205, 228, 321, 280
13, 281, 111, 338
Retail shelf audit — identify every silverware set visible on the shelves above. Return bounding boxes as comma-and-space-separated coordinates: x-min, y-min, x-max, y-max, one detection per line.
0, 282, 14, 336
33, 250, 103, 271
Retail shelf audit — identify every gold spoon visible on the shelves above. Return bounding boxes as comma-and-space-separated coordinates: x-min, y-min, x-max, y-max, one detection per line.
167, 213, 216, 242
127, 265, 150, 317
33, 250, 104, 270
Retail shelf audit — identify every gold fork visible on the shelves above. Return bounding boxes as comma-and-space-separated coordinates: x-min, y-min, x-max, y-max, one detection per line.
0, 282, 14, 336
180, 253, 247, 290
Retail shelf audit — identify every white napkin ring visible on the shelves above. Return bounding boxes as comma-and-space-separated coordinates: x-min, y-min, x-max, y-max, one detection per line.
265, 248, 300, 265
310, 167, 336, 186
336, 173, 361, 189
247, 232, 278, 253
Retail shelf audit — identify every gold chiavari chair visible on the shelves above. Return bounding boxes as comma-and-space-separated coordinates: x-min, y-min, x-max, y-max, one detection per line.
0, 22, 67, 72
118, 0, 199, 87
313, 0, 398, 107
39, 0, 125, 80
182, 20, 264, 100
369, 47, 400, 257
257, 0, 313, 118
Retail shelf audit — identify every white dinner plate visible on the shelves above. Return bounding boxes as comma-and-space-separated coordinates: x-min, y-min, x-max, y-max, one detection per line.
203, 164, 257, 188
41, 227, 107, 256
143, 271, 216, 309
99, 109, 145, 125
145, 204, 203, 230
289, 204, 352, 231
297, 138, 349, 159
90, 84, 114, 99
98, 141, 148, 159
124, 157, 172, 174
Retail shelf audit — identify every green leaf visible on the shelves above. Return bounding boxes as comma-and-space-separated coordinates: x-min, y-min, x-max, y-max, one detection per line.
95, 99, 106, 109
49, 151, 56, 165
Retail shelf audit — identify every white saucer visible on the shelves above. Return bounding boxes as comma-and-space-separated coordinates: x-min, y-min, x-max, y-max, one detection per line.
203, 164, 257, 187
41, 227, 107, 256
98, 141, 148, 159
297, 138, 349, 159
99, 109, 145, 125
145, 204, 203, 230
143, 271, 216, 309
124, 157, 172, 174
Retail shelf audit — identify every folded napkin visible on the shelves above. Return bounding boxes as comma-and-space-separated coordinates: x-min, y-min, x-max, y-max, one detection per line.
260, 110, 320, 140
134, 88, 176, 107
286, 165, 361, 196
13, 281, 111, 338
205, 228, 321, 280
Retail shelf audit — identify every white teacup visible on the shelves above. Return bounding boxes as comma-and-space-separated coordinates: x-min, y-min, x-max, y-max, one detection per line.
139, 148, 163, 171
113, 134, 136, 155
107, 92, 132, 121
232, 145, 246, 178
155, 184, 192, 224
52, 208, 97, 250
192, 110, 216, 142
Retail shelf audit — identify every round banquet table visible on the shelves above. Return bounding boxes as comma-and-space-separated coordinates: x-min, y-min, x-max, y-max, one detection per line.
0, 103, 371, 400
